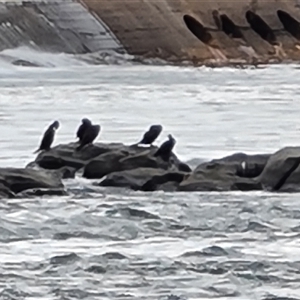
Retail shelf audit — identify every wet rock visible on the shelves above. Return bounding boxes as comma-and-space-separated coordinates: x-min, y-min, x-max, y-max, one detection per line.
12, 59, 41, 67
26, 162, 76, 179
258, 147, 300, 191
34, 142, 190, 180
83, 145, 186, 179
17, 188, 68, 198
99, 167, 168, 189
141, 172, 188, 192
0, 183, 15, 198
35, 142, 126, 170
179, 152, 269, 192
0, 168, 64, 196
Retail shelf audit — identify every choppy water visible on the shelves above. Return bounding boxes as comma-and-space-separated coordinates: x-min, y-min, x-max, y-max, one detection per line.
1, 47, 300, 300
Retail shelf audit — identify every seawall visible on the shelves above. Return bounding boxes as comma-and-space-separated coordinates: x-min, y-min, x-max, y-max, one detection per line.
82, 0, 300, 65
1, 0, 300, 66
0, 0, 124, 54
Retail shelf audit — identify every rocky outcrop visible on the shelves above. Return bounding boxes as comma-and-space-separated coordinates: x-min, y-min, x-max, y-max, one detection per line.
179, 152, 270, 192
33, 142, 190, 179
258, 147, 300, 192
0, 168, 65, 198
22, 142, 300, 196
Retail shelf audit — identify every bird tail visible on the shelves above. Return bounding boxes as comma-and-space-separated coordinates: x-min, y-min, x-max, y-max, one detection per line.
33, 149, 40, 154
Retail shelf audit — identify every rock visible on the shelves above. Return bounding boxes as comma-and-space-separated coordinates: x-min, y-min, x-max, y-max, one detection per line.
26, 162, 77, 179
179, 152, 269, 192
99, 168, 167, 190
141, 172, 188, 191
34, 142, 191, 181
0, 183, 15, 198
258, 147, 300, 191
83, 144, 188, 179
0, 168, 64, 196
35, 142, 126, 170
12, 59, 41, 67
17, 188, 68, 197
99, 167, 189, 192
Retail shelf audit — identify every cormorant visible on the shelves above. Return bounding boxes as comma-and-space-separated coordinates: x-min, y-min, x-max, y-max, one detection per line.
33, 120, 60, 154
76, 118, 92, 142
138, 124, 163, 146
154, 134, 176, 161
76, 124, 101, 151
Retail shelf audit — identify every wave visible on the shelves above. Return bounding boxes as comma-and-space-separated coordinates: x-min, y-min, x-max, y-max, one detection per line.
0, 46, 168, 69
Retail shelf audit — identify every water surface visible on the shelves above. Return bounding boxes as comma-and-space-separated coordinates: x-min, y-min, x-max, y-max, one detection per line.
0, 48, 300, 300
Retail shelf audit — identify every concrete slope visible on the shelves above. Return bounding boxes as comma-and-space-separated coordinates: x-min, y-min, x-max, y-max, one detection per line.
0, 0, 124, 54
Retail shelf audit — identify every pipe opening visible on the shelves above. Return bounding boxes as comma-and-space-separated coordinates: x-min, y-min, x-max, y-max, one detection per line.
219, 14, 244, 39
246, 10, 277, 45
277, 10, 300, 40
183, 14, 212, 45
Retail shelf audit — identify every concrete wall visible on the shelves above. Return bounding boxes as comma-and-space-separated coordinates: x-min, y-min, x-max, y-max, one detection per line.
81, 0, 300, 64
0, 0, 124, 54
0, 0, 300, 65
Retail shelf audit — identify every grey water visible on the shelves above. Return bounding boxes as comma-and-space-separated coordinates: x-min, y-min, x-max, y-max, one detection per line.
1, 47, 300, 300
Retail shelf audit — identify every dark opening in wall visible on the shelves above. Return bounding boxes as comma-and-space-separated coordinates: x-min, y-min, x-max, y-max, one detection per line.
246, 10, 277, 45
277, 10, 300, 40
219, 14, 244, 39
183, 14, 212, 45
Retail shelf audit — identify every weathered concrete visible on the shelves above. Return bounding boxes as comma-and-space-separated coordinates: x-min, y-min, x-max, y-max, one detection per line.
82, 0, 300, 65
0, 0, 300, 65
0, 0, 124, 54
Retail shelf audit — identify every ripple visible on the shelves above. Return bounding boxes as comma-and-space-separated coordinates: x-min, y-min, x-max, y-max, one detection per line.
1, 64, 300, 299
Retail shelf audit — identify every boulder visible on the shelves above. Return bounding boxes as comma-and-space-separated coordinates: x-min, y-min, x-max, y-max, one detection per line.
179, 152, 269, 192
0, 183, 15, 198
258, 147, 300, 191
83, 145, 190, 179
33, 142, 191, 180
99, 168, 167, 190
141, 171, 188, 192
0, 168, 64, 196
99, 167, 189, 192
34, 142, 127, 170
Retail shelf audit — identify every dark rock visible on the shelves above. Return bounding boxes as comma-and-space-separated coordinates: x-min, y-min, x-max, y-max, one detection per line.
141, 172, 188, 191
57, 166, 77, 179
34, 142, 190, 181
0, 183, 15, 198
258, 147, 300, 191
179, 152, 269, 192
99, 168, 167, 190
0, 168, 64, 196
26, 162, 76, 179
12, 59, 41, 67
83, 145, 186, 179
17, 188, 67, 197
35, 142, 126, 170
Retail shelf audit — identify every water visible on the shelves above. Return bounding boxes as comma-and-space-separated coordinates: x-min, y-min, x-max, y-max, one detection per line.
0, 47, 300, 300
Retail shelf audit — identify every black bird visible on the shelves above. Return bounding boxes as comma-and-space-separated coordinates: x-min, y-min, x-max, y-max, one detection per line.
154, 134, 176, 161
76, 118, 92, 142
76, 124, 101, 151
138, 124, 163, 146
33, 120, 60, 154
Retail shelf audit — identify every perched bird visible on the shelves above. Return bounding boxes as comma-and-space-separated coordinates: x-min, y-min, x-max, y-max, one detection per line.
33, 120, 60, 154
76, 118, 92, 142
138, 124, 163, 146
154, 134, 176, 161
76, 124, 101, 151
